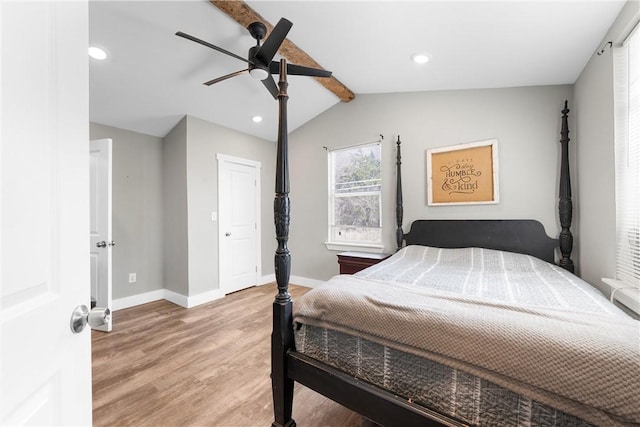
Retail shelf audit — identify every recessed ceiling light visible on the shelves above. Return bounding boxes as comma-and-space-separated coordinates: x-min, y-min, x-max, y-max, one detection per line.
252, 116, 263, 123
411, 52, 430, 64
88, 46, 108, 60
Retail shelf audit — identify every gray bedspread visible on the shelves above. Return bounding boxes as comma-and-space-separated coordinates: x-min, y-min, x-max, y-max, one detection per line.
293, 246, 640, 426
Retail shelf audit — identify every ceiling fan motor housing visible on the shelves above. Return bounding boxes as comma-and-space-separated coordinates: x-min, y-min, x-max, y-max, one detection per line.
247, 22, 267, 41
248, 45, 269, 80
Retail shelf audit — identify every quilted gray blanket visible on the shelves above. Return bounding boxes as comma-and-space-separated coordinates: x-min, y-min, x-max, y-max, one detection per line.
293, 246, 640, 426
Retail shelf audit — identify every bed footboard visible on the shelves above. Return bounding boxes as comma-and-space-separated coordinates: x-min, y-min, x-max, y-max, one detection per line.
287, 352, 462, 427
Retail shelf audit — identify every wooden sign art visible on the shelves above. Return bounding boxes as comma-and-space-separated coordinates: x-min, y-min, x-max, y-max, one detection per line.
426, 139, 499, 205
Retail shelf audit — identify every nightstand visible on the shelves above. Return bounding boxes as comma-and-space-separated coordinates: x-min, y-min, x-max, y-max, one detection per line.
337, 251, 391, 275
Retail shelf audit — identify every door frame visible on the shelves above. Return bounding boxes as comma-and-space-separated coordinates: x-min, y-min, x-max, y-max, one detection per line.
216, 153, 261, 293
89, 138, 113, 332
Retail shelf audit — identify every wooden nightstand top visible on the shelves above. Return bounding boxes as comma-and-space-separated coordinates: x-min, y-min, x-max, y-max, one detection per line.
337, 251, 390, 261
337, 252, 392, 275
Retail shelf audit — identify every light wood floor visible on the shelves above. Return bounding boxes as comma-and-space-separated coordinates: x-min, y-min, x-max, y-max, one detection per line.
92, 284, 362, 427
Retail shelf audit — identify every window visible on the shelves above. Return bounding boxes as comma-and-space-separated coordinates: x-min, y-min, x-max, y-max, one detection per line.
611, 23, 640, 310
327, 143, 382, 248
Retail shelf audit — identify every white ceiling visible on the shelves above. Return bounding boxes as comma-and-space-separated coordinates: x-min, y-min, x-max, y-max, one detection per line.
89, 0, 625, 141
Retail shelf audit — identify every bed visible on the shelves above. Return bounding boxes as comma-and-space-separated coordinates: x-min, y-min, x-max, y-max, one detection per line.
269, 59, 640, 427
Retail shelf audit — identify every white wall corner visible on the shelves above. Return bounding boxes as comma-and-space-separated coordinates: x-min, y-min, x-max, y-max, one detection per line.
185, 289, 225, 308
112, 289, 166, 311
163, 289, 190, 308
113, 288, 225, 311
258, 274, 276, 286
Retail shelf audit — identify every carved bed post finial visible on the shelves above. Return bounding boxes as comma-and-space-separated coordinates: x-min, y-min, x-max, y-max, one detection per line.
271, 59, 296, 427
559, 100, 575, 273
396, 136, 404, 251
274, 59, 291, 304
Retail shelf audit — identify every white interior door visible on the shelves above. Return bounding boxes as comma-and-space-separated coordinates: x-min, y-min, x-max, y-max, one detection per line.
218, 154, 261, 294
90, 138, 113, 332
0, 1, 92, 425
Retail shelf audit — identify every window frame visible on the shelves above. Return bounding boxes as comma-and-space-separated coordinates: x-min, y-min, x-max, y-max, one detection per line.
608, 21, 640, 315
325, 142, 384, 252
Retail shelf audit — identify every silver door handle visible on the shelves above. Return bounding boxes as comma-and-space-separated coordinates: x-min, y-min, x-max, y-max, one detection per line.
108, 241, 115, 247
70, 305, 111, 333
225, 232, 231, 236
96, 241, 107, 248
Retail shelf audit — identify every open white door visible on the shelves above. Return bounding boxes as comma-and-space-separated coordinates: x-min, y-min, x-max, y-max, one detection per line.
0, 1, 92, 425
217, 154, 261, 294
90, 138, 113, 332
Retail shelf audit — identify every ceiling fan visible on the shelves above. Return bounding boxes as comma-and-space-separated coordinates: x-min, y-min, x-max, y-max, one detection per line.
176, 18, 332, 99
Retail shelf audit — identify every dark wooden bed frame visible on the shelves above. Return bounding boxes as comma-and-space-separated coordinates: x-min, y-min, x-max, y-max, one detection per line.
270, 59, 574, 427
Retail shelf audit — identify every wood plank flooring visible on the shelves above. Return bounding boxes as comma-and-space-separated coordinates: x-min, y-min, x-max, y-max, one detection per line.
92, 284, 362, 427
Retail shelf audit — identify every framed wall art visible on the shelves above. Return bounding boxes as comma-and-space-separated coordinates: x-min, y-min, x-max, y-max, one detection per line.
426, 138, 499, 206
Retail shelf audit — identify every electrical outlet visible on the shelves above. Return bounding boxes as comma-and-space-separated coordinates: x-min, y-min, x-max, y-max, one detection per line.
129, 273, 137, 283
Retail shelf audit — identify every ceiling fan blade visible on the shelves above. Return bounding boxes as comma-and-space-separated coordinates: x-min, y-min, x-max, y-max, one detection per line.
203, 69, 249, 86
261, 76, 279, 100
255, 18, 292, 64
269, 62, 332, 78
176, 31, 249, 64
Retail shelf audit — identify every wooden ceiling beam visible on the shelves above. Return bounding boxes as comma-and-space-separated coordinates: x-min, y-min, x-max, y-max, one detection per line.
209, 0, 355, 102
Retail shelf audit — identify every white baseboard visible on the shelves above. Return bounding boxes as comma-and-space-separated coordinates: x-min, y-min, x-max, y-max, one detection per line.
257, 274, 324, 289
111, 277, 325, 311
290, 275, 325, 288
258, 274, 275, 286
112, 288, 225, 311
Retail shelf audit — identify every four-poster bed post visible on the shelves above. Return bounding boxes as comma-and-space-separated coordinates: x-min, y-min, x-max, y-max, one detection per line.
271, 58, 295, 427
558, 100, 574, 273
395, 136, 404, 251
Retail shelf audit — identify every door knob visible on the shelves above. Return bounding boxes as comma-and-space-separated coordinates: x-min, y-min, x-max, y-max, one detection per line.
96, 241, 107, 248
108, 241, 116, 247
225, 232, 231, 236
70, 305, 111, 333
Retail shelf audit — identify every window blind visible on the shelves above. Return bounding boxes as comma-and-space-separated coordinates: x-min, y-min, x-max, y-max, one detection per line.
613, 22, 640, 287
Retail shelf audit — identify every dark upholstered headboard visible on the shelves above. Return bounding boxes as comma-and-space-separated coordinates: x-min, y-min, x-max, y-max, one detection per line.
403, 219, 558, 264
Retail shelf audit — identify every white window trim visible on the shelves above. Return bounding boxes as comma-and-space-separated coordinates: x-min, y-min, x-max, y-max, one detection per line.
602, 278, 640, 315
324, 241, 385, 253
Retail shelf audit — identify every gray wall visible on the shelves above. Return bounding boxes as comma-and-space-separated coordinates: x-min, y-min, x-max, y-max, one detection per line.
92, 115, 276, 302
92, 0, 639, 299
288, 85, 573, 281
574, 1, 640, 290
89, 122, 164, 299
184, 116, 276, 296
162, 117, 190, 295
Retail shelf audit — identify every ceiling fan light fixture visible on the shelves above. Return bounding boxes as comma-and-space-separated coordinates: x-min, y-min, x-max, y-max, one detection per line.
249, 67, 269, 80
411, 52, 430, 64
89, 46, 108, 60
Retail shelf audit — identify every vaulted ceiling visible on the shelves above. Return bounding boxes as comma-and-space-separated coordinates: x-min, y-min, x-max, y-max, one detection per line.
89, 1, 625, 141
